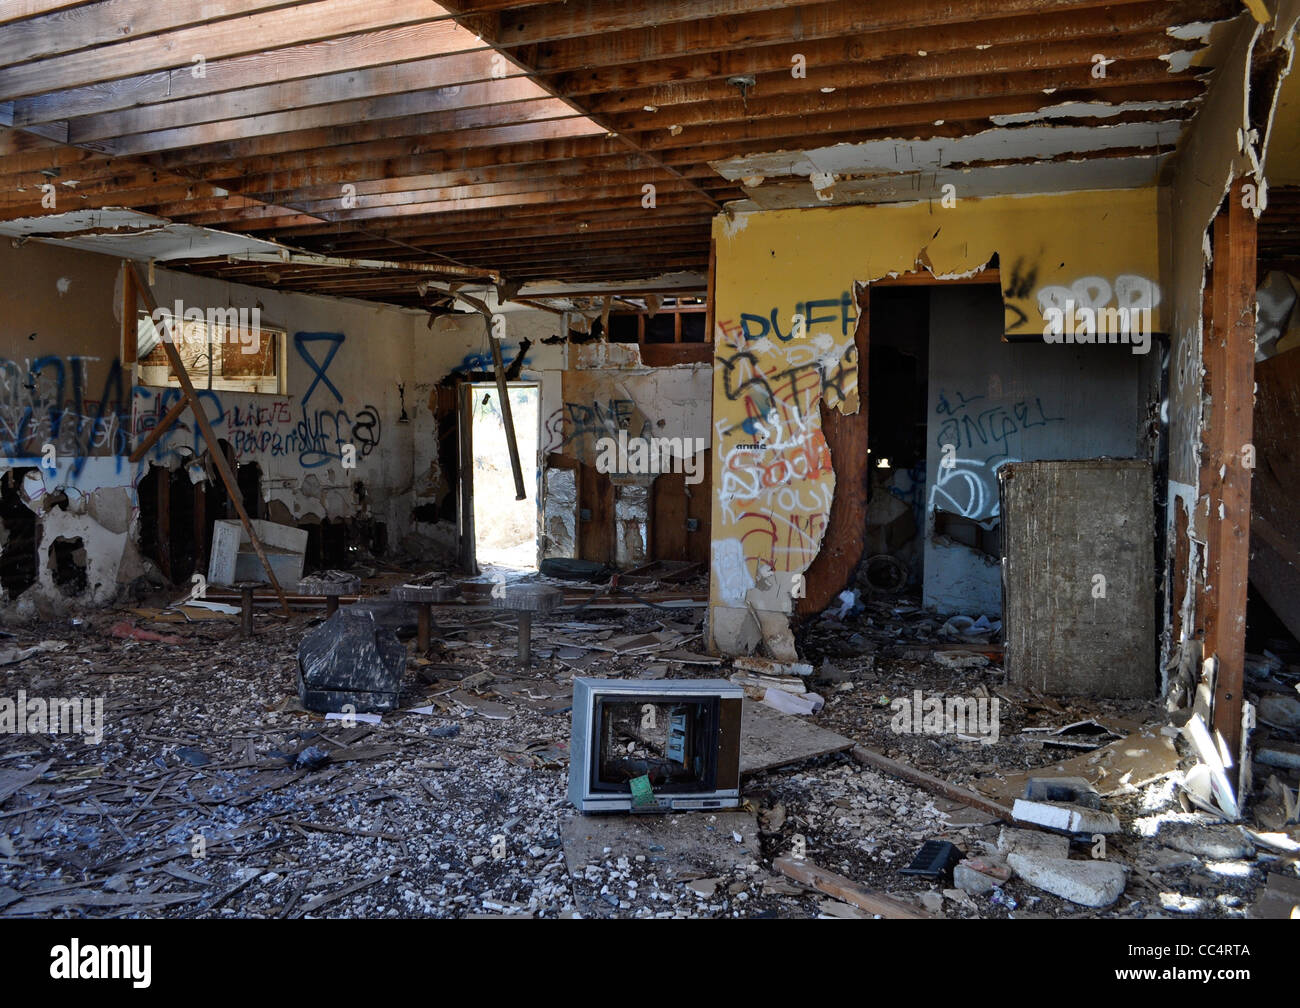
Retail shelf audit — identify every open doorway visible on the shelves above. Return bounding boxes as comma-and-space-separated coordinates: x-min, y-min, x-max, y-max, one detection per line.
468, 382, 539, 571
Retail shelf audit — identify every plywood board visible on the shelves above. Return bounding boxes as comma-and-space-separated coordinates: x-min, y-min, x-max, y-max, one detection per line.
1001, 459, 1155, 697
740, 699, 854, 775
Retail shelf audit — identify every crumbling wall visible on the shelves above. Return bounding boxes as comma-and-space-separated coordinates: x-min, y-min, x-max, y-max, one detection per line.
130, 264, 421, 565
0, 240, 150, 617
1163, 6, 1300, 692
708, 188, 1163, 656
549, 353, 711, 567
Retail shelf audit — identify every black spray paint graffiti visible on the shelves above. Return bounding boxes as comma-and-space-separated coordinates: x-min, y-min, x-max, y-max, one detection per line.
715, 344, 858, 439
933, 388, 1064, 458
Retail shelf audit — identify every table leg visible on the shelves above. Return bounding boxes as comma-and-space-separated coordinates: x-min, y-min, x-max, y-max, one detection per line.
517, 611, 532, 665
240, 585, 255, 637
417, 603, 431, 652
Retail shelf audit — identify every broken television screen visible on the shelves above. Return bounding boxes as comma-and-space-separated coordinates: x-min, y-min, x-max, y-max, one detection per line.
593, 699, 718, 793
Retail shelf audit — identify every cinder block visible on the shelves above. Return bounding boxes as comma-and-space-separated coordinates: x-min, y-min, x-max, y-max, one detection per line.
1024, 776, 1101, 809
1006, 852, 1127, 908
1013, 798, 1120, 834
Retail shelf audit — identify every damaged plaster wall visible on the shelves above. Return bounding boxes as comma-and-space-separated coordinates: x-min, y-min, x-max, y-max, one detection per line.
416, 307, 712, 568
0, 239, 149, 618
1, 235, 429, 614
708, 187, 1163, 656
1162, 4, 1300, 690
548, 347, 712, 567
130, 263, 420, 560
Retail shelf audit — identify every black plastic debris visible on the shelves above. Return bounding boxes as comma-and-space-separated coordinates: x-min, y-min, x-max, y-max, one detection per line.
297, 609, 405, 713
900, 840, 963, 880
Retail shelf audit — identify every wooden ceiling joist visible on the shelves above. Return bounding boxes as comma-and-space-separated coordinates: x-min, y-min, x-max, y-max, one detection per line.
0, 0, 1242, 302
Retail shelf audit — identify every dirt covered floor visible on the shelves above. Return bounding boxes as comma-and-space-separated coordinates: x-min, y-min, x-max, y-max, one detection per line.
0, 584, 1296, 918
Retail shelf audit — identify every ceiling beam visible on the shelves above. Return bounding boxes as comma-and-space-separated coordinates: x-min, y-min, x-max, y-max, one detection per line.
0, 0, 451, 100
0, 1, 315, 67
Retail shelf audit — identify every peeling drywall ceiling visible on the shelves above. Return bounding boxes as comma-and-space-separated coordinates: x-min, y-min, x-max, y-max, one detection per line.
728, 156, 1172, 211
0, 208, 287, 261
712, 119, 1188, 210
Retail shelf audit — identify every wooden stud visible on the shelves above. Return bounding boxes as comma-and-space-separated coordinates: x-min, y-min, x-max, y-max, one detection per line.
1203, 179, 1258, 762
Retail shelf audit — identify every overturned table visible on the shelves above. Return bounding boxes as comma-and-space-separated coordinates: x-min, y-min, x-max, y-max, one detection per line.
391, 582, 459, 651
490, 583, 563, 664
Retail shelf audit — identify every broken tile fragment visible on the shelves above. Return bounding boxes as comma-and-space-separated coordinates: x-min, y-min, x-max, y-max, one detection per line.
954, 856, 1011, 895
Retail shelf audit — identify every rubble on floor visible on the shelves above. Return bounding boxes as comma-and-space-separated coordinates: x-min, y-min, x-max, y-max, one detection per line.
0, 578, 1295, 918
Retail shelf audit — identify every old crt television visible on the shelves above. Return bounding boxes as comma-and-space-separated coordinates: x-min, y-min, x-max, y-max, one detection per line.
568, 678, 744, 812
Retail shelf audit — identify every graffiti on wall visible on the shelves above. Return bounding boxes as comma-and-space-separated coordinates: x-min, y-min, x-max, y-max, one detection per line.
134, 388, 382, 471
713, 298, 858, 586
929, 387, 1064, 519
0, 355, 131, 478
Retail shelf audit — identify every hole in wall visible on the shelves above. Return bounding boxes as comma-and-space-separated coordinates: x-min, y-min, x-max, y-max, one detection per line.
49, 535, 88, 597
0, 469, 38, 599
412, 503, 440, 523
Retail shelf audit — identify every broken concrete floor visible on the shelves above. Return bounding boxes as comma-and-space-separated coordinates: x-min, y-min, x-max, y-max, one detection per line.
0, 585, 1296, 918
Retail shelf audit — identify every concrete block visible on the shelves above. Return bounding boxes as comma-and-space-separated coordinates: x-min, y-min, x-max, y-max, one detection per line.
1013, 798, 1120, 834
1155, 822, 1255, 860
997, 827, 1069, 859
1024, 776, 1101, 809
1006, 852, 1127, 907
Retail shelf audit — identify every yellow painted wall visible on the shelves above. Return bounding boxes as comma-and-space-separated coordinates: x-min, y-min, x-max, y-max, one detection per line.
708, 187, 1162, 654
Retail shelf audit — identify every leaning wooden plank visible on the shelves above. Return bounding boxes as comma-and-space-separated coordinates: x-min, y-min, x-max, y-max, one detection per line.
129, 391, 192, 463
773, 857, 931, 919
852, 745, 1018, 823
127, 262, 290, 615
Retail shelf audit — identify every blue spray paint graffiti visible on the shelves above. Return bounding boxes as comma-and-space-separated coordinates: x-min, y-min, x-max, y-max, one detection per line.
294, 332, 345, 405
0, 355, 130, 478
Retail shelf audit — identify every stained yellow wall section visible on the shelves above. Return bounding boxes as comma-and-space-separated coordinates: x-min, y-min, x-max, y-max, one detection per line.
708, 187, 1162, 655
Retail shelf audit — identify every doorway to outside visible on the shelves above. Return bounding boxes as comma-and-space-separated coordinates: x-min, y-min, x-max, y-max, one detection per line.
469, 382, 539, 571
